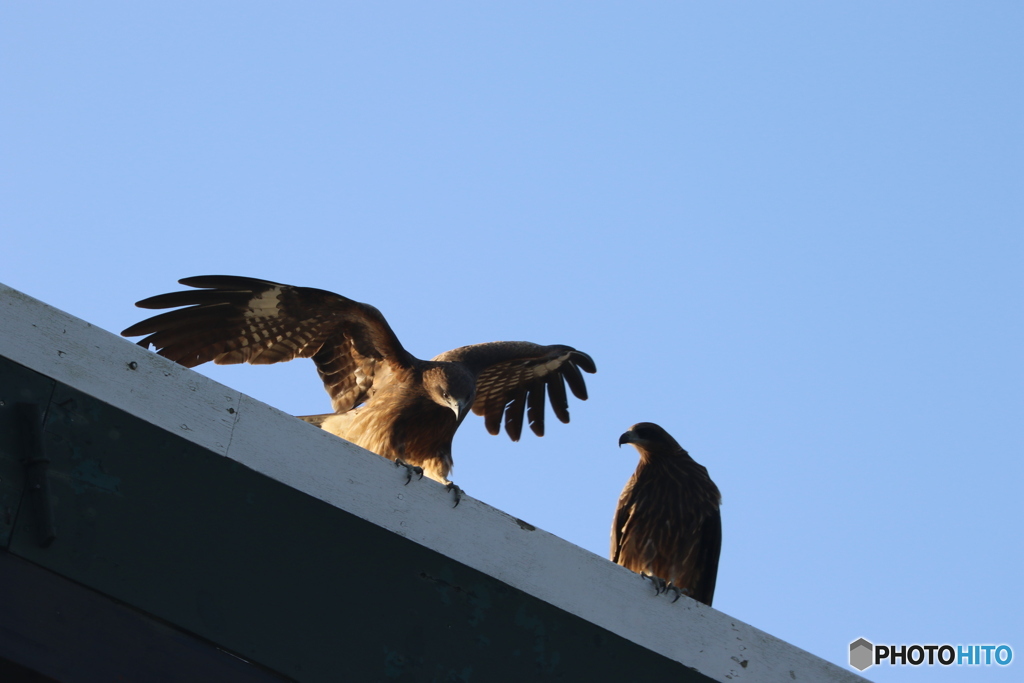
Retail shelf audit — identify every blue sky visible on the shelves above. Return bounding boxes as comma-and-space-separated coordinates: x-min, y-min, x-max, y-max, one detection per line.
3, 3, 1021, 679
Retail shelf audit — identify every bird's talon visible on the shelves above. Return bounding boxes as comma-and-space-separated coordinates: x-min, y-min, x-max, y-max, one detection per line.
395, 459, 424, 485
445, 482, 463, 508
642, 574, 669, 596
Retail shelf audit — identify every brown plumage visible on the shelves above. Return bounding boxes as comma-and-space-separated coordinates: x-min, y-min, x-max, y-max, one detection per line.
121, 276, 595, 487
612, 422, 722, 606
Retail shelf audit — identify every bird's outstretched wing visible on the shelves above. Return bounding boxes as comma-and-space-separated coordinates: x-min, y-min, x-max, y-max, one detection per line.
121, 276, 416, 412
434, 342, 596, 440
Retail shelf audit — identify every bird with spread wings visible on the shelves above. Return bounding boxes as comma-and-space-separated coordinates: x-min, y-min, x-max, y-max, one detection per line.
122, 276, 595, 500
613, 422, 722, 606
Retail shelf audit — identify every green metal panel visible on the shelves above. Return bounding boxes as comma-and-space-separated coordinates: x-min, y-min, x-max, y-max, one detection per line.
0, 551, 290, 682
0, 358, 55, 547
1, 358, 711, 683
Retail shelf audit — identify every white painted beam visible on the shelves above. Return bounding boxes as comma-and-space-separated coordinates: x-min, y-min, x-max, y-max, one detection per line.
0, 282, 866, 683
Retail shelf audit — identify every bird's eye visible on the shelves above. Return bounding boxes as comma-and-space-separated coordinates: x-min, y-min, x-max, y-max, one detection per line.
635, 428, 654, 440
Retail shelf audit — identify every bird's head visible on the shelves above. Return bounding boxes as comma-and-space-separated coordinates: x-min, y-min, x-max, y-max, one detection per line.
619, 422, 685, 460
424, 365, 475, 423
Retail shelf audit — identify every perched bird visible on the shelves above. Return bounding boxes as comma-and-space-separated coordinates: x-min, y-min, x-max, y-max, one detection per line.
612, 422, 721, 606
122, 276, 595, 497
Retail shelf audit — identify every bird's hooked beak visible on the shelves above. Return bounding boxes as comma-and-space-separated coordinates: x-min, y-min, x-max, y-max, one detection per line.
448, 395, 470, 423
618, 430, 635, 448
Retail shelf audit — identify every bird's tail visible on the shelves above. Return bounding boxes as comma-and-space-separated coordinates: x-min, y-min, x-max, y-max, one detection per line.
296, 414, 333, 427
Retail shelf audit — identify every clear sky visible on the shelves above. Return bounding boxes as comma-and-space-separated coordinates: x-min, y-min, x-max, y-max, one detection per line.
3, 3, 1021, 679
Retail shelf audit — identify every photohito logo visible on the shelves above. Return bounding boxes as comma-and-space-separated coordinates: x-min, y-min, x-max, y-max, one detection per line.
849, 638, 1013, 671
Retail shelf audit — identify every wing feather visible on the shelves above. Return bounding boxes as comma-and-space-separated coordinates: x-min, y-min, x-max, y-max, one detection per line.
122, 276, 417, 412
546, 372, 570, 423
526, 383, 547, 437
502, 387, 528, 441
692, 509, 722, 606
434, 341, 595, 441
560, 361, 588, 400
610, 478, 636, 564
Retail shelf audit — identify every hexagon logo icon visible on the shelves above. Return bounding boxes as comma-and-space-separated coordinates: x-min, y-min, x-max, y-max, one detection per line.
849, 638, 874, 671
